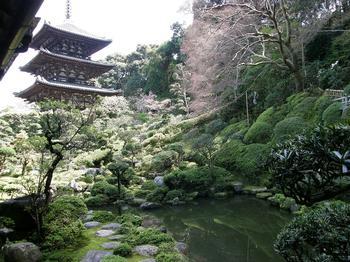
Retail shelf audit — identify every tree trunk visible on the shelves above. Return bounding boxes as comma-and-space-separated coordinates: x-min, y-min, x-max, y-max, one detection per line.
44, 153, 63, 205
293, 69, 305, 91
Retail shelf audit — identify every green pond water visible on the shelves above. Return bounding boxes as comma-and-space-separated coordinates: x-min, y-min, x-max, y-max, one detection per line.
143, 196, 292, 262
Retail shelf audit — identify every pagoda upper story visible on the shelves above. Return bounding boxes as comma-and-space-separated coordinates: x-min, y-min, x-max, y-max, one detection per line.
17, 2, 121, 106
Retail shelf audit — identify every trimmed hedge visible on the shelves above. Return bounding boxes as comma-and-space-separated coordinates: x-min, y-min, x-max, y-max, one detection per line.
322, 102, 343, 125
273, 117, 308, 142
244, 121, 273, 144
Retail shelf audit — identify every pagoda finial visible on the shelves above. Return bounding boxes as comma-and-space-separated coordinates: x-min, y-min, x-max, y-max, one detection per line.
65, 0, 72, 20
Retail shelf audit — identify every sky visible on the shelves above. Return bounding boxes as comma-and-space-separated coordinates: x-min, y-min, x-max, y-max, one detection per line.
0, 0, 192, 111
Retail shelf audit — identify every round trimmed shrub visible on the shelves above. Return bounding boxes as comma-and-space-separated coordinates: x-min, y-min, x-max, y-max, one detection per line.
43, 196, 87, 250
322, 102, 343, 125
92, 211, 115, 223
244, 121, 273, 144
113, 243, 132, 257
274, 201, 350, 261
313, 96, 333, 122
156, 252, 185, 262
85, 195, 109, 207
273, 117, 307, 142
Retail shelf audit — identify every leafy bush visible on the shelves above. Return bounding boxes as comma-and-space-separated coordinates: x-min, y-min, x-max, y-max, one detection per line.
128, 228, 174, 246
146, 187, 169, 202
78, 149, 112, 168
273, 117, 308, 142
218, 120, 248, 142
287, 97, 318, 120
164, 189, 186, 202
313, 96, 333, 122
164, 166, 233, 194
92, 211, 116, 223
256, 107, 275, 124
45, 196, 87, 222
205, 119, 227, 135
141, 180, 158, 191
102, 255, 127, 262
91, 181, 120, 200
43, 196, 87, 250
322, 102, 343, 125
116, 213, 142, 226
151, 150, 179, 172
214, 140, 270, 182
244, 121, 273, 144
156, 252, 185, 262
113, 243, 132, 257
0, 216, 15, 228
275, 201, 350, 261
268, 125, 350, 205
85, 195, 109, 207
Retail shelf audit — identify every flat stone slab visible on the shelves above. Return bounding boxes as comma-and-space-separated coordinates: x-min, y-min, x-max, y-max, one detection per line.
256, 192, 273, 199
84, 221, 101, 229
100, 242, 120, 250
101, 223, 121, 230
83, 214, 94, 222
140, 259, 156, 262
0, 227, 14, 236
133, 245, 159, 257
81, 250, 112, 262
96, 230, 115, 238
108, 235, 125, 241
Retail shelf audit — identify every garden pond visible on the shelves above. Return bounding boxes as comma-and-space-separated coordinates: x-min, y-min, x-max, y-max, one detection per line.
142, 196, 292, 262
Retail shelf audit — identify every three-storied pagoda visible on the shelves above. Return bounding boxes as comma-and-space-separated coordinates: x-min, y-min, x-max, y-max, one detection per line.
17, 0, 121, 106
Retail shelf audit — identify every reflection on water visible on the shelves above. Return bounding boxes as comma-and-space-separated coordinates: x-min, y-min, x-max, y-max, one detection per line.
144, 196, 291, 262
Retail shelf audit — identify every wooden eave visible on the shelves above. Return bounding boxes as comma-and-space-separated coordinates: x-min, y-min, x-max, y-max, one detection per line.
21, 48, 114, 76
16, 77, 122, 99
30, 22, 112, 55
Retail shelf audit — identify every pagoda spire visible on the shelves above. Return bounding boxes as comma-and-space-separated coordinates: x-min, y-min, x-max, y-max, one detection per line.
65, 0, 72, 20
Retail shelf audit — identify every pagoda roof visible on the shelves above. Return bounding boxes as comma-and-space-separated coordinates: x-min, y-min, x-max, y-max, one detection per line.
16, 77, 122, 100
21, 48, 114, 75
30, 22, 112, 55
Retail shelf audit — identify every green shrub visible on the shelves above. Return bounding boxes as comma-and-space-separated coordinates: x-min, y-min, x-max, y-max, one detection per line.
151, 151, 179, 172
165, 143, 185, 156
85, 195, 109, 207
214, 141, 270, 182
0, 216, 15, 228
288, 97, 318, 120
313, 96, 333, 122
102, 255, 127, 262
43, 196, 87, 250
205, 119, 227, 135
164, 166, 233, 194
322, 102, 343, 125
244, 121, 273, 144
256, 107, 275, 124
137, 112, 149, 123
116, 213, 142, 226
92, 211, 116, 223
214, 140, 244, 172
273, 117, 308, 142
128, 228, 174, 246
113, 243, 132, 257
45, 196, 87, 222
156, 252, 185, 262
275, 201, 350, 261
78, 149, 112, 168
146, 187, 169, 202
91, 181, 120, 200
141, 181, 158, 191
164, 189, 186, 202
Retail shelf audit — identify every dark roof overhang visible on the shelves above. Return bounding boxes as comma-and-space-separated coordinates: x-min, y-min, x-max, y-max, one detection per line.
0, 0, 44, 81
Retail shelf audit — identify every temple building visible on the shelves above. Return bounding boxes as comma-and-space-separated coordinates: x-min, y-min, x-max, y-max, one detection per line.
16, 0, 121, 106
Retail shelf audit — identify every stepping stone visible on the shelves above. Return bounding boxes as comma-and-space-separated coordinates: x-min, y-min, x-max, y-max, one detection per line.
81, 250, 112, 262
100, 242, 120, 250
84, 221, 101, 229
108, 235, 125, 241
133, 245, 159, 257
96, 230, 115, 238
83, 214, 94, 222
140, 259, 156, 262
175, 242, 187, 254
101, 223, 121, 230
